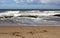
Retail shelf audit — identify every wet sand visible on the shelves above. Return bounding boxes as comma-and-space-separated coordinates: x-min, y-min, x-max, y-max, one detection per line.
0, 26, 60, 38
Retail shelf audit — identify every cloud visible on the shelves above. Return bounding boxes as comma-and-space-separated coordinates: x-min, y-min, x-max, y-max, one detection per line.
27, 0, 34, 3
0, 0, 60, 5
40, 0, 60, 4
13, 0, 34, 4
13, 0, 20, 3
13, 0, 24, 4
40, 0, 50, 3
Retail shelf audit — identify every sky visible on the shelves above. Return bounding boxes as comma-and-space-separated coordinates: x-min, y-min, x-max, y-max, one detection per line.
0, 0, 60, 9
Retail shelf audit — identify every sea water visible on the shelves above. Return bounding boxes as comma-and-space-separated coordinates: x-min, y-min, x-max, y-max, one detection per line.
0, 16, 60, 26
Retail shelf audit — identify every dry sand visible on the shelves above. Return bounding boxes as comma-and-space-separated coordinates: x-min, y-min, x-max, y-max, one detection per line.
0, 26, 60, 38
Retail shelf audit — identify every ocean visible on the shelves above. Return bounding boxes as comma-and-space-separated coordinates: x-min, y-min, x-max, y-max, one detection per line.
0, 16, 60, 26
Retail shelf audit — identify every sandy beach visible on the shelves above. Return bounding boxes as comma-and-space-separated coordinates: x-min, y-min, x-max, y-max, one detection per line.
0, 26, 60, 38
